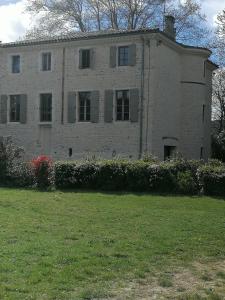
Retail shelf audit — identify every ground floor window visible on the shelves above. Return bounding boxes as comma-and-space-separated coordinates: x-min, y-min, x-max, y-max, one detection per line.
10, 95, 21, 122
40, 93, 52, 122
164, 146, 176, 161
79, 92, 91, 122
116, 90, 129, 121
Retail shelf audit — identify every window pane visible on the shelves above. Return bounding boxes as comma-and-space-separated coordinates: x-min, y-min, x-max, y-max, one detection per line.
116, 90, 130, 121
40, 94, 52, 122
10, 95, 20, 122
12, 56, 20, 73
79, 92, 91, 121
82, 50, 90, 68
42, 53, 51, 71
118, 46, 129, 66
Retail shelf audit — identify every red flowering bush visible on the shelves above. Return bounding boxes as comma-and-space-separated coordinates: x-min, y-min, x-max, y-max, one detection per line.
31, 156, 54, 189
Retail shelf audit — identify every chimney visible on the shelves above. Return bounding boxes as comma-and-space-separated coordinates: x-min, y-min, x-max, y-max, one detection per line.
164, 15, 176, 40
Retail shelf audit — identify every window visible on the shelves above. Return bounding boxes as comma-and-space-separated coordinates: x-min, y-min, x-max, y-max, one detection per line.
80, 49, 90, 69
10, 95, 20, 122
79, 92, 91, 121
202, 104, 205, 123
40, 94, 52, 122
200, 147, 204, 159
118, 46, 129, 66
42, 52, 51, 71
116, 90, 129, 121
12, 55, 20, 73
164, 146, 176, 161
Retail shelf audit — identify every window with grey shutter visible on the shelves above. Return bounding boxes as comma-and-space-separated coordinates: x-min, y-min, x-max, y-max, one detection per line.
110, 46, 117, 68
104, 90, 114, 123
68, 92, 76, 123
128, 44, 136, 66
130, 88, 139, 122
91, 91, 99, 123
90, 48, 95, 69
0, 95, 7, 124
20, 94, 27, 124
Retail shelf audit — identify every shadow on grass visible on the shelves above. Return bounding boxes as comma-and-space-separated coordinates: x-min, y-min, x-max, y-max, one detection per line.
0, 186, 225, 201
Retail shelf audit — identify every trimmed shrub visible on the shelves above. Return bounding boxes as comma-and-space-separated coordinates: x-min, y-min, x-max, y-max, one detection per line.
0, 137, 24, 185
198, 164, 225, 197
176, 170, 198, 195
8, 162, 35, 187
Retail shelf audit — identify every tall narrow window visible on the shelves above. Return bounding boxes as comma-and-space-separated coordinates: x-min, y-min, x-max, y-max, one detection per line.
81, 49, 90, 69
42, 52, 51, 71
12, 55, 20, 73
40, 94, 52, 122
79, 92, 91, 122
200, 147, 204, 159
116, 90, 130, 121
202, 104, 205, 123
10, 95, 21, 122
118, 46, 129, 66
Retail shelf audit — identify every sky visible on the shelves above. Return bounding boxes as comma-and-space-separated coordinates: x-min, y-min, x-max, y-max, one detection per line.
0, 0, 224, 42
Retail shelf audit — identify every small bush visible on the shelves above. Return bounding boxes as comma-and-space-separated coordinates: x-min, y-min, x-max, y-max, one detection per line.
32, 156, 54, 189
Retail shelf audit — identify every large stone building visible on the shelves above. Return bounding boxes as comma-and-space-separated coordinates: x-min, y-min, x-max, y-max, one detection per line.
0, 17, 217, 161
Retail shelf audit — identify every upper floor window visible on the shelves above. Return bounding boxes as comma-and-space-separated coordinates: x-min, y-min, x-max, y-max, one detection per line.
118, 46, 129, 66
79, 49, 91, 69
42, 52, 51, 71
40, 93, 52, 122
116, 90, 129, 121
10, 95, 20, 122
79, 92, 91, 121
12, 55, 20, 73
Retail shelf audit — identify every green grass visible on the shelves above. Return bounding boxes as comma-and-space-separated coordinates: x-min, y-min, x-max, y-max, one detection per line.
0, 189, 225, 299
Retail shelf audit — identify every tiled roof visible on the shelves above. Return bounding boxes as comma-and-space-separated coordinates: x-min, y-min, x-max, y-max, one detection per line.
1, 28, 159, 48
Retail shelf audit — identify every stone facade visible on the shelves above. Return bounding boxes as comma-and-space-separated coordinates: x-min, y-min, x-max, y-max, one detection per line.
0, 27, 217, 161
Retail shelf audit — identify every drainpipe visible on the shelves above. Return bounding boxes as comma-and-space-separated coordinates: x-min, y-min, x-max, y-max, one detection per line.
139, 37, 145, 159
145, 39, 151, 152
61, 47, 66, 124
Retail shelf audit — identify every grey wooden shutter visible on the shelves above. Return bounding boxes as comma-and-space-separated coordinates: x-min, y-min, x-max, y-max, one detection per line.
90, 91, 100, 123
0, 95, 7, 124
68, 92, 76, 123
128, 44, 136, 66
79, 49, 83, 69
130, 88, 139, 122
90, 48, 94, 69
110, 46, 117, 68
104, 90, 113, 123
20, 94, 27, 124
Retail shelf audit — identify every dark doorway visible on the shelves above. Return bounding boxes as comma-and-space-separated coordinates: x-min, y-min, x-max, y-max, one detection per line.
164, 146, 176, 160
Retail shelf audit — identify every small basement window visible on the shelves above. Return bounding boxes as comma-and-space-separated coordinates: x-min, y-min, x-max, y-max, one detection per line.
69, 148, 73, 157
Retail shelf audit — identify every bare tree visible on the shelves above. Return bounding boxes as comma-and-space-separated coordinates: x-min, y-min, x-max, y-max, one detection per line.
212, 69, 225, 132
25, 0, 209, 46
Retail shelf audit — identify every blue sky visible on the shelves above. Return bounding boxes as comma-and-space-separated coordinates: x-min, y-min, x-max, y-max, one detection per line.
0, 0, 224, 42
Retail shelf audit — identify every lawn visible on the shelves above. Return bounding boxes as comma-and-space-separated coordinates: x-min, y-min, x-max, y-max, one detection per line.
0, 189, 225, 299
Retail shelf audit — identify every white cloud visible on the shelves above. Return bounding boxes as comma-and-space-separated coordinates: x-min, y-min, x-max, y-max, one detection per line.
201, 0, 224, 26
0, 0, 31, 42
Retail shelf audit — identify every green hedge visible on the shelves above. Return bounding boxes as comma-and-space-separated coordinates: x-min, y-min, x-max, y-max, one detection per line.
198, 163, 225, 196
54, 159, 201, 194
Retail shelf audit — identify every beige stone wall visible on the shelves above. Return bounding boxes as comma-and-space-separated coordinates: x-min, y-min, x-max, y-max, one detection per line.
0, 32, 214, 161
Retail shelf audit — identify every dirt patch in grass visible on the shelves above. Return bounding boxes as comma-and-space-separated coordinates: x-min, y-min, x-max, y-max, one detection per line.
109, 260, 225, 299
